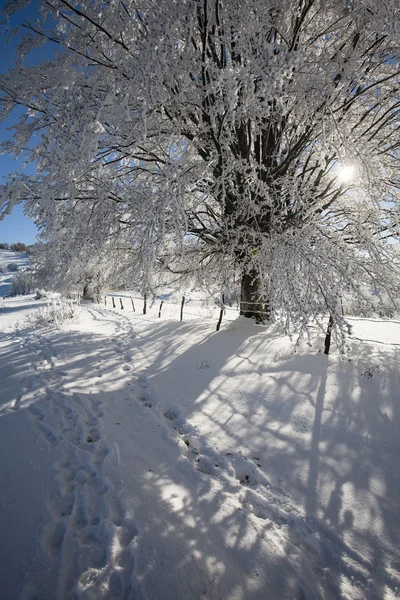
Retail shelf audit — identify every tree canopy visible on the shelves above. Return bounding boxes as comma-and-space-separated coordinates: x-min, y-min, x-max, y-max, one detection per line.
0, 0, 399, 334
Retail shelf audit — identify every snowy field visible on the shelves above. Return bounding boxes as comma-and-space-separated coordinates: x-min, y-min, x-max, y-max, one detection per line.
0, 250, 30, 297
0, 296, 399, 600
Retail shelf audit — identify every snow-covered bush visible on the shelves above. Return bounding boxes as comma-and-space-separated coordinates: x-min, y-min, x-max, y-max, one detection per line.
25, 298, 80, 328
10, 271, 34, 295
35, 288, 47, 299
34, 288, 61, 300
10, 242, 28, 252
7, 263, 18, 272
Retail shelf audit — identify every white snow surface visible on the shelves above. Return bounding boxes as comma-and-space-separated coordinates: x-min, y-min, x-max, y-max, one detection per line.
0, 296, 399, 600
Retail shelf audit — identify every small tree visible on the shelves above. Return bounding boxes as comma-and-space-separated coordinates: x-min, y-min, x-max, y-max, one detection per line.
0, 243, 9, 250
10, 270, 34, 295
10, 242, 28, 252
32, 219, 139, 301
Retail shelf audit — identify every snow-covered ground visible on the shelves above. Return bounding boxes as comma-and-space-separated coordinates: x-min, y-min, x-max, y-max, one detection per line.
0, 250, 30, 297
0, 296, 399, 600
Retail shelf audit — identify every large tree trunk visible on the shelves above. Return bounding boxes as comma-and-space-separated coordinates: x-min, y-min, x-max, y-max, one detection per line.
240, 268, 269, 323
82, 281, 101, 303
82, 283, 91, 300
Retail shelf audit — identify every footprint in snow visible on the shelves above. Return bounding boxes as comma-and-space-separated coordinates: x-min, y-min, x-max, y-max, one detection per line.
135, 374, 155, 408
86, 429, 101, 444
43, 520, 67, 555
137, 389, 153, 408
137, 374, 150, 388
28, 405, 45, 421
37, 422, 61, 446
79, 532, 107, 570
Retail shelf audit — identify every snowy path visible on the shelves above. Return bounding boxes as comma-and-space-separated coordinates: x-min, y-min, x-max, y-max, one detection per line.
0, 312, 139, 599
1, 298, 400, 599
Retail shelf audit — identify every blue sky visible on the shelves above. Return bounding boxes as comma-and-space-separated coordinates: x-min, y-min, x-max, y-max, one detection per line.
0, 0, 47, 245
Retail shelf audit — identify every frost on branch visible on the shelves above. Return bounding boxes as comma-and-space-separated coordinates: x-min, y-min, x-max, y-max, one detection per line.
1, 0, 32, 20
0, 0, 399, 344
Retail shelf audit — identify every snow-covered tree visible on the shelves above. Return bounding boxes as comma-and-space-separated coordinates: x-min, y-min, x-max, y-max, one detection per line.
1, 0, 399, 331
32, 208, 140, 301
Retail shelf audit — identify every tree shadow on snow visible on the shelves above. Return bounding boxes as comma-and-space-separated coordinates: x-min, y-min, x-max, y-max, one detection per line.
0, 315, 399, 599
131, 317, 400, 600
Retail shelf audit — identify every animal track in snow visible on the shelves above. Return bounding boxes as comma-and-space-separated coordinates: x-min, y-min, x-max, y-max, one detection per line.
19, 325, 139, 599
171, 419, 376, 598
40, 389, 137, 599
135, 374, 155, 408
28, 405, 45, 421
150, 389, 342, 591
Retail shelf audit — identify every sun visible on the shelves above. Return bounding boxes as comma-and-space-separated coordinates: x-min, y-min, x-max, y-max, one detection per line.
337, 163, 356, 183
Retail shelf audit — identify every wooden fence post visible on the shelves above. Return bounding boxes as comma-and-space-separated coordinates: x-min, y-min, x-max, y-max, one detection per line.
104, 296, 107, 306
180, 296, 185, 321
120, 297, 124, 309
324, 315, 334, 355
216, 308, 224, 331
130, 296, 135, 312
143, 294, 147, 315
112, 296, 116, 309
158, 301, 163, 318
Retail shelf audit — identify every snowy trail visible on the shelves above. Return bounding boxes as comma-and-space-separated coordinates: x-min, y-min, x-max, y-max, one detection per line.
1, 298, 400, 599
1, 311, 139, 599
29, 335, 138, 600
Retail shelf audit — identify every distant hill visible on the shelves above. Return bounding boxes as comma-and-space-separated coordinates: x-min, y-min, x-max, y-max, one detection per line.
0, 250, 30, 297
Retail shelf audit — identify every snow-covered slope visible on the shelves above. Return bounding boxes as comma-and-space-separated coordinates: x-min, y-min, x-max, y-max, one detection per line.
0, 250, 30, 297
0, 297, 399, 599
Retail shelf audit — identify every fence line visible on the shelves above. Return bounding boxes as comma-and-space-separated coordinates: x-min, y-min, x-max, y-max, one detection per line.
66, 292, 400, 335
67, 292, 270, 331
102, 293, 274, 330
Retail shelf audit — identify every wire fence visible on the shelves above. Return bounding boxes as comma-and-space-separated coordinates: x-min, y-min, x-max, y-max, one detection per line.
67, 291, 271, 328
66, 290, 399, 348
99, 292, 246, 330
